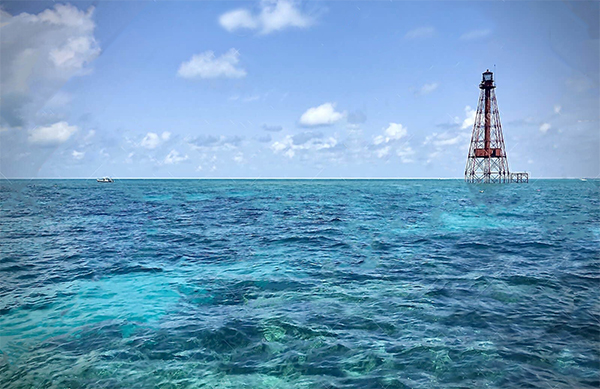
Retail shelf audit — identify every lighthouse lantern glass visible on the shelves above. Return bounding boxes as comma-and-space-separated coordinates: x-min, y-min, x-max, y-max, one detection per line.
483, 73, 492, 81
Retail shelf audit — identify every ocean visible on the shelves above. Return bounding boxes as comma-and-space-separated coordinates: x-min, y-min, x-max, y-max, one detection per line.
0, 179, 598, 388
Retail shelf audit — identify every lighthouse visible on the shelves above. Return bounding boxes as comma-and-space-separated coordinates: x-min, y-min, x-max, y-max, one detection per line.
465, 70, 528, 183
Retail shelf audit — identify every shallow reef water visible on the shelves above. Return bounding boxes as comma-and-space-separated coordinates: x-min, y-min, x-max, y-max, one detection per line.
0, 179, 598, 388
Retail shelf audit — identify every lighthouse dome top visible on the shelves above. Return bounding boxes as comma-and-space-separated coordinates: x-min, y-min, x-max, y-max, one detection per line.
480, 70, 496, 89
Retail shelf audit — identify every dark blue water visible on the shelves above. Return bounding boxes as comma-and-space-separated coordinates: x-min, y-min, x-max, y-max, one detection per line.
1, 179, 598, 388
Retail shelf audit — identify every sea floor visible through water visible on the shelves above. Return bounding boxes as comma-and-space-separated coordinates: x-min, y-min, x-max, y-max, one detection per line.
0, 179, 598, 388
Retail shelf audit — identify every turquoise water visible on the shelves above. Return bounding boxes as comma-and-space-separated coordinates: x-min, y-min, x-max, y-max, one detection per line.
0, 179, 598, 388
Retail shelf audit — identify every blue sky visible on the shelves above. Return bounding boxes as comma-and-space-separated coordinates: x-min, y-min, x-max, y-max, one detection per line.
0, 0, 598, 178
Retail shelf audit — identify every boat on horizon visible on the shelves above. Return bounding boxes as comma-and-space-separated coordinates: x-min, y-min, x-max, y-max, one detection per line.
96, 177, 114, 183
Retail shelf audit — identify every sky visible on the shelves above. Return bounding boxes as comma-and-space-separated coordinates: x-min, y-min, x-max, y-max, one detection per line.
0, 0, 598, 178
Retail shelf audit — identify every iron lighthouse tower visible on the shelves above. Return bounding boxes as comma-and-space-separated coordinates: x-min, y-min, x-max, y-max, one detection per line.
465, 70, 510, 183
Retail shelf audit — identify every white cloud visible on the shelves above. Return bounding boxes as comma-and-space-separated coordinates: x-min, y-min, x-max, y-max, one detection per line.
460, 29, 491, 41
554, 105, 562, 114
461, 106, 477, 129
539, 123, 551, 133
1, 4, 100, 127
423, 104, 478, 164
219, 9, 259, 32
376, 146, 391, 158
270, 133, 338, 158
371, 123, 413, 163
299, 103, 345, 127
405, 26, 435, 40
163, 149, 189, 165
141, 133, 160, 149
373, 123, 408, 145
396, 145, 415, 163
219, 0, 313, 35
424, 131, 470, 150
140, 131, 171, 149
271, 139, 288, 152
426, 151, 441, 164
417, 82, 438, 95
233, 152, 245, 163
178, 49, 246, 79
28, 121, 78, 145
433, 134, 462, 146
72, 150, 85, 160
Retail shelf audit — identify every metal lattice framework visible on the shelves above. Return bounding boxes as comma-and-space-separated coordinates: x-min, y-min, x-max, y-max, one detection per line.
465, 70, 510, 183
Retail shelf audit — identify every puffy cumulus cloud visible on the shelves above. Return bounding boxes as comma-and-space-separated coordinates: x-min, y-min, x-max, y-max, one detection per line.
424, 133, 464, 147
219, 0, 313, 35
219, 8, 259, 32
178, 49, 246, 80
72, 150, 85, 160
220, 9, 258, 32
417, 82, 438, 96
423, 131, 471, 164
270, 133, 338, 159
425, 136, 471, 164
374, 123, 408, 145
396, 145, 415, 163
460, 29, 491, 41
405, 26, 435, 40
1, 4, 100, 127
28, 121, 78, 145
424, 105, 477, 164
461, 106, 477, 129
539, 123, 551, 133
140, 131, 171, 149
436, 105, 477, 131
299, 103, 345, 127
371, 123, 414, 163
376, 146, 391, 159
163, 149, 189, 165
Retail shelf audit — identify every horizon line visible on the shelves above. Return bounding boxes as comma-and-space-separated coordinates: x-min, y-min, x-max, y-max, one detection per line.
0, 177, 594, 180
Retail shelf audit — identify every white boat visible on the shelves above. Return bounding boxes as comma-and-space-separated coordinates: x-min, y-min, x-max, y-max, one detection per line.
96, 177, 114, 183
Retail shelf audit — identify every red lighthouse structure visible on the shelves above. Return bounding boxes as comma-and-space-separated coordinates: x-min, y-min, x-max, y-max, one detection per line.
465, 70, 528, 183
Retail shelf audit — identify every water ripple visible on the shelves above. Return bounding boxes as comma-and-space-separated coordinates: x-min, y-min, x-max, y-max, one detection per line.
0, 179, 598, 388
